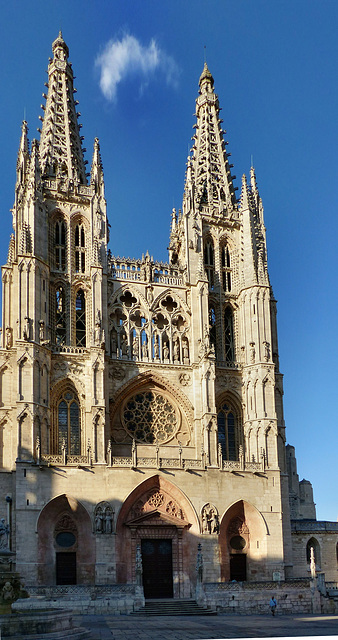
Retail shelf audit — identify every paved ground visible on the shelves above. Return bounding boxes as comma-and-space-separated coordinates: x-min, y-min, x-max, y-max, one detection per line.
76, 613, 338, 640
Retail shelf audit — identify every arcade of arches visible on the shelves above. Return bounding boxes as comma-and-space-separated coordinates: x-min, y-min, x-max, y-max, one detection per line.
36, 483, 270, 593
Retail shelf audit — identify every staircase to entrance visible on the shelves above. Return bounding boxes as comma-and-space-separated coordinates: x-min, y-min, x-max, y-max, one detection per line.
132, 599, 217, 616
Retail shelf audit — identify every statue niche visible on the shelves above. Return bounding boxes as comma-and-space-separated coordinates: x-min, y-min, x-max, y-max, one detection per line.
94, 501, 115, 534
201, 503, 219, 534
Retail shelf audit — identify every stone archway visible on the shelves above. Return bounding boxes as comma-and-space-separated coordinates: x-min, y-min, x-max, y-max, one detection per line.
37, 494, 95, 585
219, 500, 268, 582
116, 475, 199, 598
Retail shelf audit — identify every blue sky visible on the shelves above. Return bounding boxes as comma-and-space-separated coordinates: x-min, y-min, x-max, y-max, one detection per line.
0, 1, 337, 521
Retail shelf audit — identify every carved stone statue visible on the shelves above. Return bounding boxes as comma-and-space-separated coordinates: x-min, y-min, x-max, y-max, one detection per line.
95, 208, 104, 238
182, 340, 189, 362
250, 342, 255, 364
146, 286, 154, 304
0, 518, 9, 549
121, 336, 128, 357
110, 330, 117, 357
264, 341, 270, 362
154, 338, 159, 359
23, 317, 30, 341
133, 335, 139, 359
173, 340, 180, 362
39, 320, 45, 342
5, 327, 13, 349
95, 512, 103, 533
104, 509, 113, 534
163, 342, 169, 360
142, 340, 148, 359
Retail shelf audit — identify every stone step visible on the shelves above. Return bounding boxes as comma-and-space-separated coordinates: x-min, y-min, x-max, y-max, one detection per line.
131, 599, 216, 616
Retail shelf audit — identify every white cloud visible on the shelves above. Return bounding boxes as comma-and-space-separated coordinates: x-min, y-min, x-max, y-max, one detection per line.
95, 34, 179, 101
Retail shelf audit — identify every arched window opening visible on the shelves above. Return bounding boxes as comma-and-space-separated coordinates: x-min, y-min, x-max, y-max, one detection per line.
217, 402, 238, 461
55, 287, 66, 346
75, 290, 86, 347
221, 246, 231, 292
204, 240, 215, 290
57, 390, 80, 455
75, 224, 85, 273
209, 305, 217, 352
55, 221, 66, 271
306, 537, 321, 567
224, 307, 234, 362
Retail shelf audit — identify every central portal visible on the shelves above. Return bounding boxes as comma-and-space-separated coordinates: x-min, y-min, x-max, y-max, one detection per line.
141, 539, 173, 598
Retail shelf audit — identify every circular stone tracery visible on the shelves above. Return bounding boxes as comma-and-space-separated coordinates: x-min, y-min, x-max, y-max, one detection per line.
122, 391, 178, 443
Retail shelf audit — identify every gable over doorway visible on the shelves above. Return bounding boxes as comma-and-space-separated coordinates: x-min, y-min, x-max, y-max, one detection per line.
116, 475, 199, 599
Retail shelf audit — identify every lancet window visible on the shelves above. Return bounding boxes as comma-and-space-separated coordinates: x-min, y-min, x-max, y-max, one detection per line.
55, 221, 66, 271
55, 286, 66, 346
75, 289, 86, 347
204, 240, 215, 290
57, 390, 81, 454
224, 306, 234, 362
217, 402, 238, 461
306, 537, 321, 566
75, 224, 86, 273
221, 245, 231, 293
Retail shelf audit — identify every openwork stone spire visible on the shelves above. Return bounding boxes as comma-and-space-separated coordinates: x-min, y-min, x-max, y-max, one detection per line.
190, 63, 237, 216
39, 32, 87, 184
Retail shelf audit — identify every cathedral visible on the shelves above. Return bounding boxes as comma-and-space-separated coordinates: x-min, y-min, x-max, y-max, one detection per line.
0, 33, 337, 611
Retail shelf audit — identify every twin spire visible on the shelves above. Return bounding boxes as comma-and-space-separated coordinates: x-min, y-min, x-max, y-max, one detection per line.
39, 31, 87, 184
187, 62, 237, 216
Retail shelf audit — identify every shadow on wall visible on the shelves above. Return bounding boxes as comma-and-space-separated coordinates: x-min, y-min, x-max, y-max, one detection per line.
27, 472, 288, 593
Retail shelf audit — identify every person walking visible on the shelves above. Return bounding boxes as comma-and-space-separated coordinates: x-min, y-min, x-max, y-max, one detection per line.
269, 596, 277, 616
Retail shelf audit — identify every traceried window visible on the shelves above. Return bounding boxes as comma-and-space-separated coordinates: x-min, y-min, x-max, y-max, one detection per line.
122, 391, 178, 444
221, 245, 231, 293
75, 224, 85, 273
204, 240, 214, 290
55, 221, 66, 271
55, 287, 66, 345
217, 402, 238, 461
57, 390, 80, 454
224, 307, 234, 362
75, 289, 86, 347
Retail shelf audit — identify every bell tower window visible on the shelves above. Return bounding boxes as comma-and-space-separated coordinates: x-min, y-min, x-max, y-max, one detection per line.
204, 240, 214, 290
55, 287, 66, 346
57, 390, 80, 455
222, 246, 231, 292
75, 289, 86, 347
224, 306, 234, 362
75, 224, 85, 273
217, 402, 238, 461
55, 221, 66, 271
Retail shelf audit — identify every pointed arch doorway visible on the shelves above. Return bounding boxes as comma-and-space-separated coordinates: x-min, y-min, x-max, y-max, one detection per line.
116, 476, 198, 599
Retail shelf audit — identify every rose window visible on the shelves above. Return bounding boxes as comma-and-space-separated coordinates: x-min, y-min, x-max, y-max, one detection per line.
122, 391, 178, 443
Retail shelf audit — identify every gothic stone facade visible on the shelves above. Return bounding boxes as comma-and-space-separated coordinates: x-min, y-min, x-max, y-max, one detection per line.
0, 34, 337, 596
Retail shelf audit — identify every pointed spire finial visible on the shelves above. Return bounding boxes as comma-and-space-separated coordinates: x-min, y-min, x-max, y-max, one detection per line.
199, 62, 214, 90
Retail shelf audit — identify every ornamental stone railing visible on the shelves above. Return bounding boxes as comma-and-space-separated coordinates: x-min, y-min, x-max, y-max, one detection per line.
53, 345, 88, 355
38, 453, 265, 472
109, 256, 185, 287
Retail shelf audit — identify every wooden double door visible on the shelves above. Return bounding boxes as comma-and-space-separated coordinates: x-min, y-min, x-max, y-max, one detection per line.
141, 539, 173, 598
